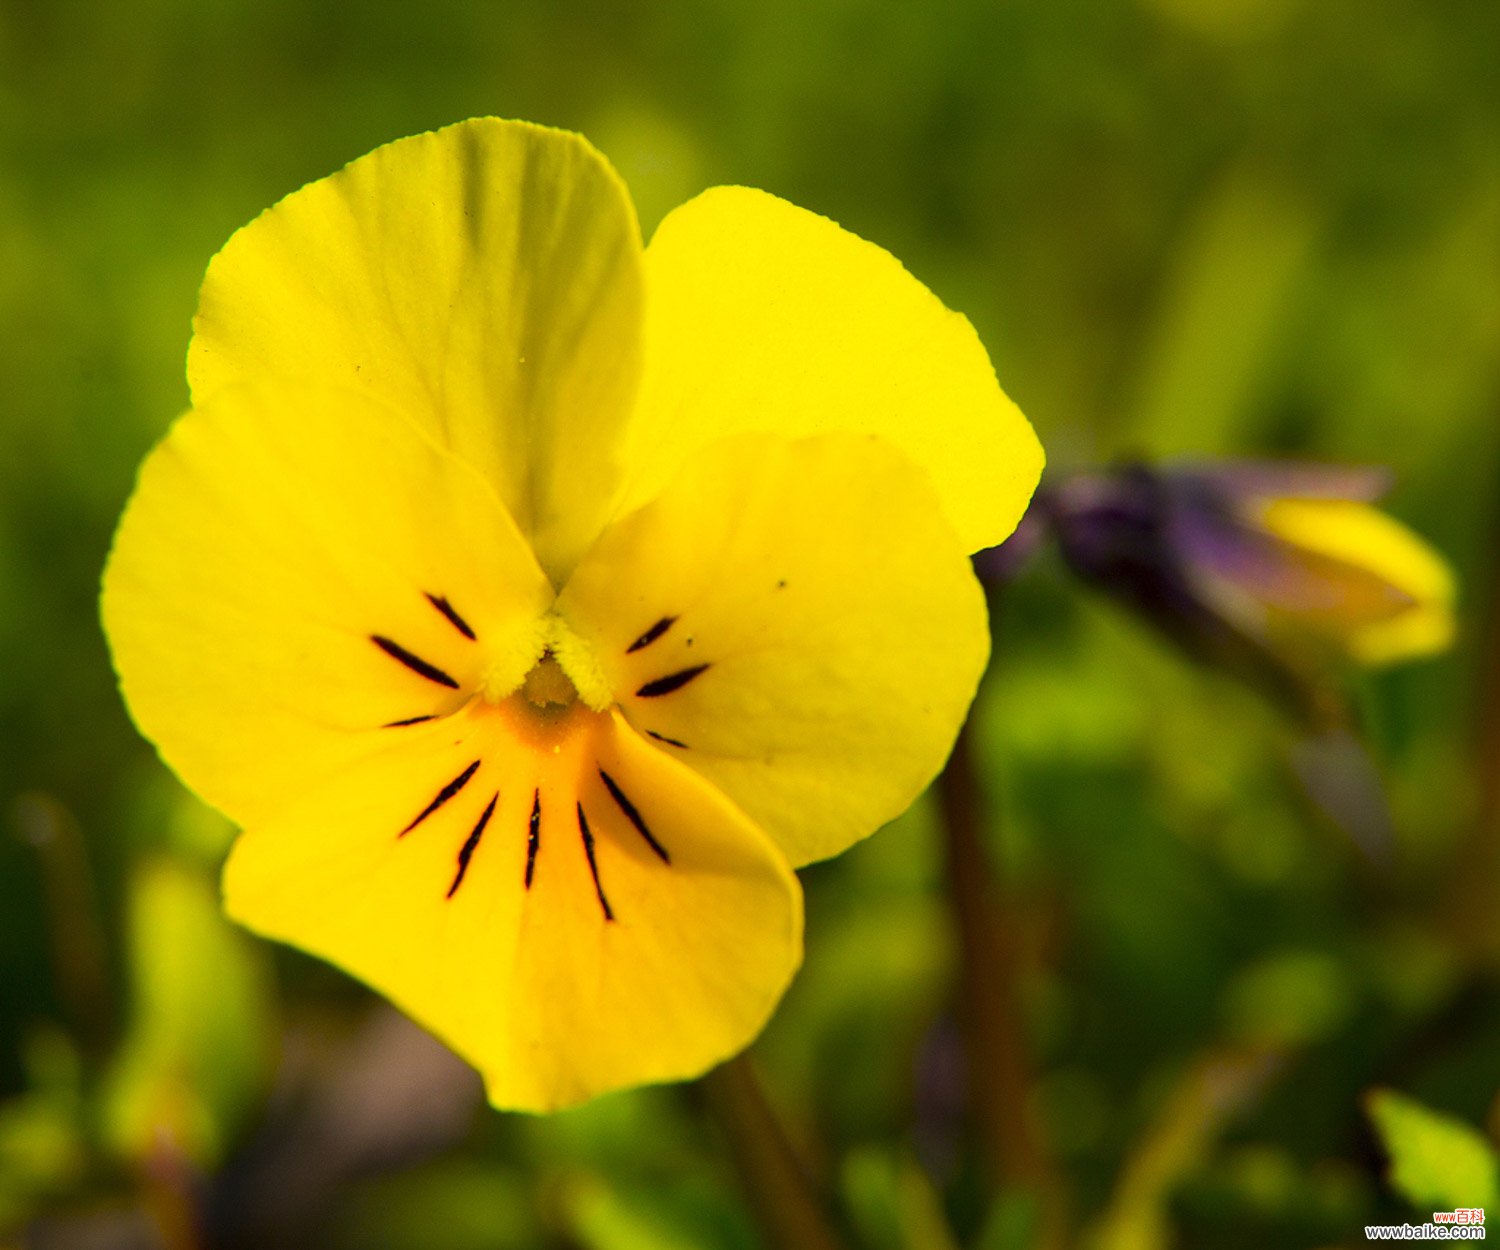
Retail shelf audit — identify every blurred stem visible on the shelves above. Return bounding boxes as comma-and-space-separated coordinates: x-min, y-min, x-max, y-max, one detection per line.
702, 1055, 850, 1250
936, 717, 1065, 1245
13, 792, 114, 1054
1088, 1045, 1281, 1250
1448, 473, 1500, 960
144, 1144, 204, 1250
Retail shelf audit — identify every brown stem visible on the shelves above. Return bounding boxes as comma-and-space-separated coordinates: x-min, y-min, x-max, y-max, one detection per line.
13, 792, 114, 1054
1446, 462, 1500, 960
144, 1142, 205, 1250
701, 1055, 850, 1250
936, 718, 1064, 1241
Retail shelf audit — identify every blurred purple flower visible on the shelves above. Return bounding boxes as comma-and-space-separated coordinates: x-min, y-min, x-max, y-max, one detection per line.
993, 460, 1454, 714
1159, 462, 1449, 661
976, 459, 1455, 861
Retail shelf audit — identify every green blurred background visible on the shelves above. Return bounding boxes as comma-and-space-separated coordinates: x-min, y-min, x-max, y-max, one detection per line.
3, 0, 1499, 1246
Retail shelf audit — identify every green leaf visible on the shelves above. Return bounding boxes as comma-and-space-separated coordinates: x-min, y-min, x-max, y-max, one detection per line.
974, 1189, 1042, 1250
1221, 950, 1354, 1047
563, 1174, 754, 1250
842, 1147, 961, 1250
1127, 164, 1320, 456
101, 857, 272, 1169
1366, 1089, 1500, 1213
0, 1028, 87, 1229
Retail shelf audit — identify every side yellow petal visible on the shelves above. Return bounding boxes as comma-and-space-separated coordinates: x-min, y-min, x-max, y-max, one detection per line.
223, 701, 802, 1112
101, 383, 554, 829
188, 119, 644, 583
1254, 498, 1457, 664
558, 432, 990, 868
618, 186, 1043, 554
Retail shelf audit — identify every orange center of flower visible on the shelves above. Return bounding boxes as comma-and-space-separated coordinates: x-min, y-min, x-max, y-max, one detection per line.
366, 590, 693, 919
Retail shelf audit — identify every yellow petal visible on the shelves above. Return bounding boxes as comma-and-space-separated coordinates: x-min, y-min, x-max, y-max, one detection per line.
1254, 498, 1457, 664
558, 432, 990, 867
223, 700, 802, 1112
101, 383, 554, 829
618, 186, 1043, 554
188, 119, 644, 583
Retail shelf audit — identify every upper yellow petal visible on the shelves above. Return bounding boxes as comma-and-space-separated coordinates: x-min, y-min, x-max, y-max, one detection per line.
558, 432, 991, 868
101, 382, 554, 829
617, 186, 1043, 554
187, 118, 644, 584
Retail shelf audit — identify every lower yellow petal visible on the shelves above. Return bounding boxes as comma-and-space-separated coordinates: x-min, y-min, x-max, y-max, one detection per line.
619, 186, 1043, 554
558, 432, 990, 867
102, 383, 554, 828
223, 700, 802, 1111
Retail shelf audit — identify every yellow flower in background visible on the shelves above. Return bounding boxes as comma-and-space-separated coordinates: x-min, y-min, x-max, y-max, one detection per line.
1248, 494, 1454, 665
102, 119, 1043, 1111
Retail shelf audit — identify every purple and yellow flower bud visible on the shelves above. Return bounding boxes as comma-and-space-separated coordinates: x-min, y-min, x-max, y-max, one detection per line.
1168, 462, 1455, 666
1041, 461, 1454, 699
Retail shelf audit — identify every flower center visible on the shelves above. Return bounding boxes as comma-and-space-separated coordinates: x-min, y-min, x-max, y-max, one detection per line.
521, 652, 578, 710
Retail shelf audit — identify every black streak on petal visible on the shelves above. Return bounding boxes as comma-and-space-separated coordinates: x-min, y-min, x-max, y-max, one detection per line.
401, 760, 480, 836
525, 790, 541, 888
646, 730, 689, 749
636, 664, 710, 699
425, 593, 477, 641
447, 793, 497, 898
599, 769, 670, 864
371, 636, 460, 689
577, 803, 614, 921
626, 616, 677, 654
384, 714, 438, 728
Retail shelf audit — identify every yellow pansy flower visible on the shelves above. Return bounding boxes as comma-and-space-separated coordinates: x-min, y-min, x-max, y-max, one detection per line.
102, 119, 1043, 1111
